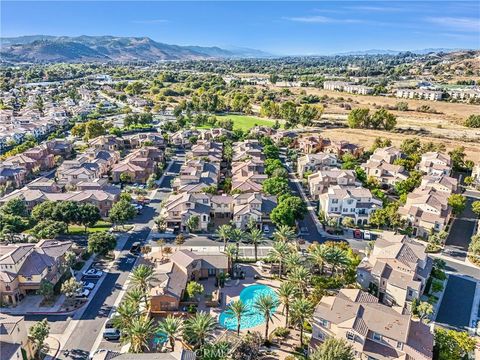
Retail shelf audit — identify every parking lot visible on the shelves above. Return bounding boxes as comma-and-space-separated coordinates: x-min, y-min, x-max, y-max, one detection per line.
436, 275, 477, 330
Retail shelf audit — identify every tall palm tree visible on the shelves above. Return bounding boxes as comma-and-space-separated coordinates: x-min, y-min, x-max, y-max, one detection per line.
216, 224, 232, 251
288, 265, 311, 295
224, 243, 238, 274
183, 312, 217, 349
131, 264, 154, 309
253, 294, 278, 342
229, 228, 245, 262
225, 299, 248, 335
268, 240, 290, 278
309, 244, 329, 275
277, 282, 297, 327
124, 316, 157, 353
125, 288, 144, 308
247, 228, 266, 261
273, 225, 296, 243
324, 247, 350, 277
112, 300, 139, 333
157, 315, 183, 352
290, 297, 315, 348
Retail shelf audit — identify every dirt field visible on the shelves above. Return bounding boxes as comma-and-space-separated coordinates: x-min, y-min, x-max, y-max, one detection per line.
318, 128, 480, 163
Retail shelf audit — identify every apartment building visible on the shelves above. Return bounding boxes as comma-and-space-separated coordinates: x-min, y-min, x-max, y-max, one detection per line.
308, 170, 357, 199
297, 153, 338, 178
323, 81, 374, 95
357, 232, 432, 308
447, 88, 480, 101
310, 289, 433, 360
396, 88, 443, 101
319, 185, 382, 225
0, 240, 72, 305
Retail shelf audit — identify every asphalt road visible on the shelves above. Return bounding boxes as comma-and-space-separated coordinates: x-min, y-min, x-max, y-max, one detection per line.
436, 274, 477, 330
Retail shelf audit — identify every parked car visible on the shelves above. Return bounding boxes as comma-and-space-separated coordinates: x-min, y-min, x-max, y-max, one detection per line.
82, 282, 95, 290
82, 268, 104, 278
363, 230, 371, 240
75, 289, 90, 298
130, 242, 141, 255
353, 229, 362, 239
105, 319, 117, 329
263, 225, 270, 234
103, 328, 121, 341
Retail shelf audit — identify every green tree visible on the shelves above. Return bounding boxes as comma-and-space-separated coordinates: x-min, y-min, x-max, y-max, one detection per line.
229, 227, 245, 262
61, 277, 82, 298
186, 215, 200, 233
277, 281, 297, 327
216, 224, 232, 251
225, 299, 248, 335
448, 146, 467, 171
109, 200, 136, 226
347, 108, 370, 128
280, 101, 298, 127
417, 301, 433, 322
37, 280, 54, 301
324, 247, 350, 277
77, 203, 101, 233
186, 281, 204, 300
269, 240, 290, 277
183, 312, 217, 349
262, 176, 289, 196
87, 231, 116, 255
464, 114, 480, 128
31, 220, 67, 239
120, 172, 133, 184
224, 243, 238, 272
290, 297, 314, 347
113, 299, 139, 332
310, 337, 354, 360
434, 328, 476, 360
1, 198, 28, 217
472, 201, 480, 217
157, 315, 183, 351
131, 264, 154, 309
29, 319, 50, 359
448, 194, 467, 215
246, 228, 266, 261
273, 224, 296, 243
287, 266, 310, 295
253, 294, 278, 342
84, 120, 106, 140
124, 316, 157, 353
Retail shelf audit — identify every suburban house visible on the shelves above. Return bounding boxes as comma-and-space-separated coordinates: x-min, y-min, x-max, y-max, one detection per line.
231, 193, 277, 230
417, 152, 452, 177
310, 289, 433, 360
0, 314, 34, 360
357, 231, 432, 308
170, 129, 200, 148
319, 185, 382, 225
398, 187, 451, 238
172, 160, 220, 192
369, 146, 403, 164
89, 135, 124, 152
187, 140, 223, 163
308, 170, 357, 199
0, 240, 72, 305
232, 140, 264, 162
324, 141, 363, 158
361, 159, 408, 186
199, 128, 233, 141
0, 165, 27, 189
124, 132, 167, 150
297, 153, 338, 178
231, 158, 267, 193
420, 175, 458, 194
161, 193, 211, 232
111, 147, 163, 183
148, 249, 228, 313
294, 135, 329, 154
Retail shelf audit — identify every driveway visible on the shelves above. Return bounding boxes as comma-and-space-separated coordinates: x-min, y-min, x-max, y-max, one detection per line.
436, 274, 477, 330
444, 197, 477, 260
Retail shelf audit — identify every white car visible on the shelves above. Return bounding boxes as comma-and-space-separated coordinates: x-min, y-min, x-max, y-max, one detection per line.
363, 230, 371, 240
82, 282, 95, 290
82, 269, 104, 278
75, 289, 90, 298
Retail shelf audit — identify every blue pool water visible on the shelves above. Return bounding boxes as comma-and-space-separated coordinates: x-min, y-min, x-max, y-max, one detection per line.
219, 284, 278, 330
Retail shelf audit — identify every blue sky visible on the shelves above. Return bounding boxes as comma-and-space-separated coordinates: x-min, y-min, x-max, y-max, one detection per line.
1, 1, 479, 54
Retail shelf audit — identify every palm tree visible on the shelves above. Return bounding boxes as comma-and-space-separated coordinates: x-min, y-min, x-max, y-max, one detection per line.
225, 299, 248, 335
284, 251, 302, 272
273, 225, 296, 243
247, 228, 266, 261
157, 315, 183, 351
131, 264, 154, 308
288, 266, 310, 295
229, 228, 245, 262
309, 244, 329, 275
290, 297, 314, 348
216, 224, 232, 251
324, 247, 350, 277
124, 316, 157, 353
125, 288, 144, 308
268, 240, 290, 278
112, 300, 139, 333
277, 282, 297, 327
253, 294, 278, 342
224, 244, 238, 274
183, 312, 217, 349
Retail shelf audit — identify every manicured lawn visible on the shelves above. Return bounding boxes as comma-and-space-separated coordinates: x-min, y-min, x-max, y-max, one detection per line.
69, 220, 112, 235
217, 114, 277, 131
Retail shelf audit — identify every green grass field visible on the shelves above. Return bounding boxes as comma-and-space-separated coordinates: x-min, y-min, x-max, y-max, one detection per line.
217, 114, 276, 131
69, 220, 112, 235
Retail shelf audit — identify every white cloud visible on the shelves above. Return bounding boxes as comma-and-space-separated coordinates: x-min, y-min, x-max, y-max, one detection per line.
425, 17, 479, 32
345, 6, 403, 12
283, 15, 363, 24
131, 19, 169, 24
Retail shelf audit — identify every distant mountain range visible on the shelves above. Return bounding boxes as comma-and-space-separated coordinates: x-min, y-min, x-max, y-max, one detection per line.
334, 48, 464, 56
0, 35, 272, 63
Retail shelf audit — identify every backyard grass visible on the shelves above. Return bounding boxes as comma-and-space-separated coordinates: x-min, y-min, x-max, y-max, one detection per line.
69, 220, 112, 235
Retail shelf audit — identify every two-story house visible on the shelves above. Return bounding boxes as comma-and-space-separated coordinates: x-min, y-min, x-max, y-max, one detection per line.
297, 153, 338, 178
0, 315, 34, 360
418, 152, 452, 177
308, 170, 357, 199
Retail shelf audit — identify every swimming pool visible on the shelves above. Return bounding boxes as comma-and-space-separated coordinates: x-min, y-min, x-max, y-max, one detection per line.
219, 284, 278, 330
